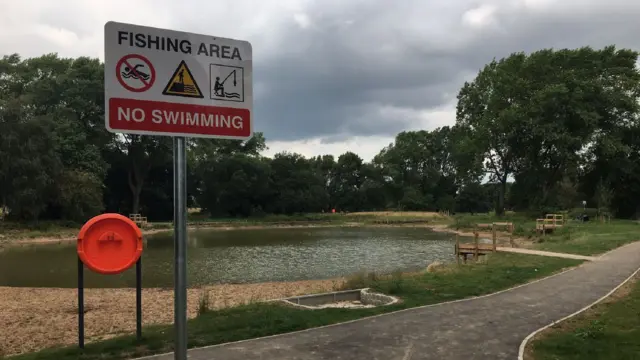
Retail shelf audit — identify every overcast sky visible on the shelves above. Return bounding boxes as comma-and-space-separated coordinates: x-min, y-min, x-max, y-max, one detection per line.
2, 0, 640, 161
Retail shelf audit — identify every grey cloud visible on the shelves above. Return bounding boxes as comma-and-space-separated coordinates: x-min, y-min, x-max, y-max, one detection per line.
247, 4, 447, 139
7, 0, 640, 144
243, 0, 640, 141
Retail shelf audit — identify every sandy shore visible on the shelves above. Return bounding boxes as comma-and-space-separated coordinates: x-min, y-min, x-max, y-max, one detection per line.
1, 222, 442, 248
1, 223, 368, 248
2, 221, 531, 252
0, 279, 345, 356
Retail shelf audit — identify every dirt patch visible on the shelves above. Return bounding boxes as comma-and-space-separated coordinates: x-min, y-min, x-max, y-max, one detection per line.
0, 279, 344, 356
349, 211, 445, 218
523, 274, 639, 359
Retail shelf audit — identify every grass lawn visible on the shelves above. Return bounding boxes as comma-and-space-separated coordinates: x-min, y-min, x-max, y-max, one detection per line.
0, 220, 80, 241
532, 221, 640, 256
449, 214, 640, 256
449, 212, 537, 235
528, 276, 640, 360
10, 253, 581, 360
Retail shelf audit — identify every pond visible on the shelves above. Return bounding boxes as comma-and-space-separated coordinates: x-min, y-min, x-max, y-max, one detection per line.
0, 227, 458, 288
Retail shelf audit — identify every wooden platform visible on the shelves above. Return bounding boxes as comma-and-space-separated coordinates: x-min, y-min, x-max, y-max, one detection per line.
453, 221, 517, 263
456, 243, 495, 254
476, 222, 514, 231
455, 232, 497, 263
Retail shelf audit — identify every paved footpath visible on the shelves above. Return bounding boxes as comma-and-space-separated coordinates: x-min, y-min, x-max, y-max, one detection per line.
141, 241, 640, 360
496, 247, 597, 261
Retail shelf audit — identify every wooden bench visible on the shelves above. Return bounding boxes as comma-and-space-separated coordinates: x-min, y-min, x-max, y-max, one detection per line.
455, 232, 496, 263
536, 214, 564, 234
129, 213, 148, 227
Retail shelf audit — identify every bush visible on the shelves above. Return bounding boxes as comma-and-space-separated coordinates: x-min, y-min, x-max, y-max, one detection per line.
197, 289, 210, 316
574, 320, 606, 340
568, 207, 599, 219
450, 216, 475, 229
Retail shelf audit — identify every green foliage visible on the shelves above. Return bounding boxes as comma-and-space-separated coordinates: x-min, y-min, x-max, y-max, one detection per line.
450, 215, 476, 230
0, 53, 109, 221
55, 170, 104, 222
456, 46, 640, 216
567, 207, 599, 219
4, 45, 640, 222
574, 320, 606, 340
198, 289, 210, 316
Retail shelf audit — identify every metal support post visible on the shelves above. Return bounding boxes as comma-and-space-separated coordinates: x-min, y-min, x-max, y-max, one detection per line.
173, 137, 188, 360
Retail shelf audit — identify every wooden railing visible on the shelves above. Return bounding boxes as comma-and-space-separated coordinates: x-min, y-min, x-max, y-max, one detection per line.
129, 213, 148, 226
536, 214, 564, 234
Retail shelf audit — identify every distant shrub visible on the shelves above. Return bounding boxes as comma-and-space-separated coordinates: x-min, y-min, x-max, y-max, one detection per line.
197, 289, 210, 316
568, 207, 599, 219
450, 216, 475, 229
388, 271, 404, 294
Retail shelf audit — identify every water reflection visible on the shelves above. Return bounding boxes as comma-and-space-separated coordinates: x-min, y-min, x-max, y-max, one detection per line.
0, 227, 456, 288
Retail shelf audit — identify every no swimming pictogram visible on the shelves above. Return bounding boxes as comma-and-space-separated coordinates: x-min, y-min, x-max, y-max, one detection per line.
116, 54, 156, 93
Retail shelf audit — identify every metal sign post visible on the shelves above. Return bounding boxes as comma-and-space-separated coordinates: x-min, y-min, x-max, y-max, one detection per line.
173, 137, 188, 359
104, 21, 253, 360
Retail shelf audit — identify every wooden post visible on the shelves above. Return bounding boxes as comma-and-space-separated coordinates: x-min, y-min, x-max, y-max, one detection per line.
542, 223, 546, 237
455, 234, 460, 265
474, 232, 479, 261
492, 224, 497, 251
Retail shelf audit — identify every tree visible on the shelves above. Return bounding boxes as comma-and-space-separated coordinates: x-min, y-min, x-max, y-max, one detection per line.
373, 129, 459, 210
331, 152, 365, 212
455, 182, 491, 214
5, 49, 640, 222
268, 152, 328, 214
0, 53, 108, 221
121, 135, 172, 215
456, 46, 640, 215
197, 154, 272, 217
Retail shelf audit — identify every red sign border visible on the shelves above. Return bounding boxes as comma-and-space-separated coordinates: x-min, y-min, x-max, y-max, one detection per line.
116, 54, 156, 93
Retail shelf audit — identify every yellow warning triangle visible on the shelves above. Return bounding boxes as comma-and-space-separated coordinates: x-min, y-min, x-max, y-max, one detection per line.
162, 60, 204, 98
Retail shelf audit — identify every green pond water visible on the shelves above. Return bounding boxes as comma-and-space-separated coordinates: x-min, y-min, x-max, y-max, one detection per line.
0, 227, 458, 288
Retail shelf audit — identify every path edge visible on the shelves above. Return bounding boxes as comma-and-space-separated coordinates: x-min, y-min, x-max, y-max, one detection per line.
132, 256, 587, 360
517, 264, 640, 360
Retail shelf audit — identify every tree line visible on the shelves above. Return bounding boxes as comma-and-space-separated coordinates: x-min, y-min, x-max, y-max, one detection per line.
2, 45, 640, 222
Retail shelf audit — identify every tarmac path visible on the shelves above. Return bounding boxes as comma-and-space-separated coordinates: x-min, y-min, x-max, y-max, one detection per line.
138, 241, 640, 360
